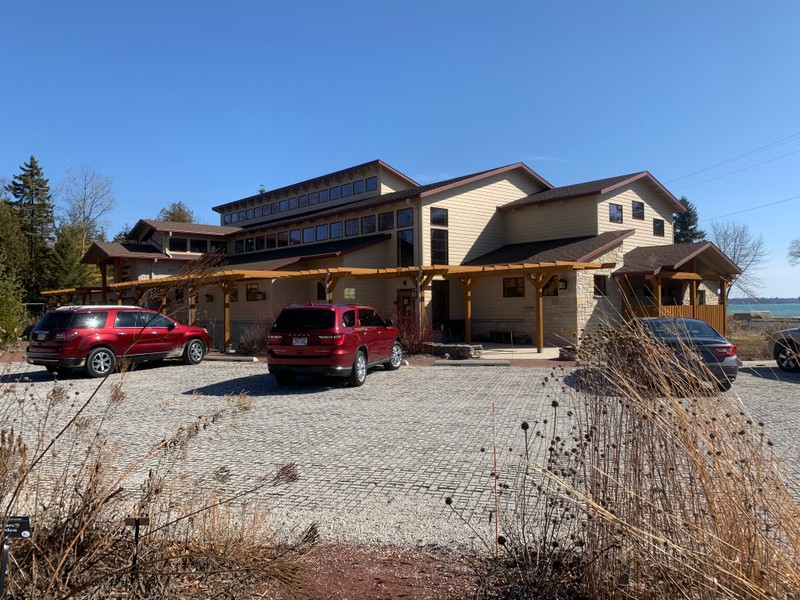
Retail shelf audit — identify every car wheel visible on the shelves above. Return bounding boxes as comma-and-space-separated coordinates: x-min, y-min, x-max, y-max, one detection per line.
717, 378, 733, 392
775, 341, 800, 372
183, 339, 206, 365
45, 365, 58, 373
385, 341, 403, 371
85, 347, 116, 378
348, 350, 367, 387
274, 372, 295, 386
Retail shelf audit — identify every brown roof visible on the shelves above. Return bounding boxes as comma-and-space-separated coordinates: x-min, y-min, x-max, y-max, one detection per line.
615, 242, 742, 277
211, 160, 421, 212
81, 242, 179, 264
222, 234, 392, 269
463, 230, 635, 266
129, 220, 241, 240
236, 163, 551, 235
500, 171, 685, 213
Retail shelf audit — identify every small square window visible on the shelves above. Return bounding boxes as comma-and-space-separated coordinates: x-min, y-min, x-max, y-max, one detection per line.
653, 218, 665, 237
266, 234, 277, 249
190, 239, 207, 253
503, 277, 525, 298
329, 186, 340, 201
234, 239, 244, 254
246, 208, 254, 220
255, 236, 265, 251
341, 183, 352, 197
169, 237, 187, 252
246, 283, 264, 302
308, 192, 318, 205
224, 214, 232, 224
353, 179, 364, 195
365, 176, 378, 192
316, 224, 329, 241
430, 207, 448, 227
632, 201, 645, 220
361, 215, 376, 234
245, 237, 255, 252
210, 240, 227, 254
290, 229, 301, 245
254, 206, 263, 218
277, 231, 289, 247
319, 189, 329, 203
231, 212, 239, 223
229, 286, 239, 302
298, 194, 307, 207
289, 197, 298, 210
594, 275, 608, 296
330, 221, 343, 239
271, 202, 280, 214
303, 227, 314, 243
279, 200, 288, 212
345, 218, 359, 236
609, 203, 623, 224
397, 207, 413, 228
238, 210, 246, 221
378, 212, 394, 231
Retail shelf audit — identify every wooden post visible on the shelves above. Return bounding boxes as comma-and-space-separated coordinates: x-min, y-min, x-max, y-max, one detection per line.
100, 262, 108, 303
525, 272, 553, 354
652, 277, 662, 315
188, 282, 196, 325
690, 281, 698, 319
160, 291, 167, 315
116, 291, 123, 305
222, 281, 233, 352
720, 279, 728, 336
456, 277, 474, 343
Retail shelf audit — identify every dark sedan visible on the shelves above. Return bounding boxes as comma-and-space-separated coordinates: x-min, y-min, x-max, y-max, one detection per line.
640, 317, 739, 391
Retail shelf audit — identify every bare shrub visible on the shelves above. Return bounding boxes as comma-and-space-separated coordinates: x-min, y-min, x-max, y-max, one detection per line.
0, 364, 315, 597
395, 314, 434, 355
453, 322, 800, 599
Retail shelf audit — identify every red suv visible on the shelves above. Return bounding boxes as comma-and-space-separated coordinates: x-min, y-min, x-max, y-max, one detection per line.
267, 304, 403, 386
26, 306, 211, 378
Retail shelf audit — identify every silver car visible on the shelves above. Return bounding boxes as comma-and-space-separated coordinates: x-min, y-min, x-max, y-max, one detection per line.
768, 327, 800, 372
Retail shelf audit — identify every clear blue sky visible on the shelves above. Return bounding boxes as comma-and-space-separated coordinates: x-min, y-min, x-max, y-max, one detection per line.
3, 1, 799, 297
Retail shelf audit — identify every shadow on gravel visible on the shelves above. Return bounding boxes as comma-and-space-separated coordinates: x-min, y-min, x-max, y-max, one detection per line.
740, 366, 800, 383
184, 374, 343, 397
0, 368, 57, 383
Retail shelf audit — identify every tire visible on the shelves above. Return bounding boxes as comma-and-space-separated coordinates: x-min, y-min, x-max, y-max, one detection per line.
717, 379, 733, 392
348, 350, 367, 387
775, 341, 800, 372
85, 347, 116, 378
274, 372, 295, 386
45, 365, 58, 373
183, 339, 206, 365
385, 341, 403, 371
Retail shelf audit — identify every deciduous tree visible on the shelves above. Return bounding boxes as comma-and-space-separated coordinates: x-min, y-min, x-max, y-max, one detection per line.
157, 201, 195, 223
61, 162, 116, 253
789, 238, 800, 266
710, 220, 768, 299
673, 196, 706, 244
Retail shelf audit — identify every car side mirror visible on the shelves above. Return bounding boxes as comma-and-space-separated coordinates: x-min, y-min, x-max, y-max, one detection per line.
168, 322, 177, 330
384, 319, 393, 327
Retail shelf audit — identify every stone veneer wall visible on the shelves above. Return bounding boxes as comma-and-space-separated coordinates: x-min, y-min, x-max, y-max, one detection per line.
578, 247, 625, 339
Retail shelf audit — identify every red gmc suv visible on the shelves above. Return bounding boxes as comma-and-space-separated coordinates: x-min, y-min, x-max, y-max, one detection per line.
267, 304, 403, 386
26, 306, 211, 378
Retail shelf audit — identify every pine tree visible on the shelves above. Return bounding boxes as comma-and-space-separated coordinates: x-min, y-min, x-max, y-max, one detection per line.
673, 196, 706, 244
42, 223, 96, 293
0, 190, 29, 278
5, 156, 56, 301
157, 201, 196, 223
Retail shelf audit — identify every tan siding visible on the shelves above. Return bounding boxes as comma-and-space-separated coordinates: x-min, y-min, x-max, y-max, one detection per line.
380, 168, 414, 194
421, 171, 541, 264
597, 181, 675, 250
504, 198, 598, 243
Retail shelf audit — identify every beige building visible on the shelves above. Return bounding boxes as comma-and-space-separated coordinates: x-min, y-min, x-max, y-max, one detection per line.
66, 160, 740, 351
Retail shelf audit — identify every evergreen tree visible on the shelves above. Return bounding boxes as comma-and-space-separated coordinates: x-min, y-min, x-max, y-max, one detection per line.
42, 223, 96, 292
5, 156, 56, 301
673, 196, 706, 244
0, 189, 29, 278
157, 201, 196, 223
0, 253, 25, 345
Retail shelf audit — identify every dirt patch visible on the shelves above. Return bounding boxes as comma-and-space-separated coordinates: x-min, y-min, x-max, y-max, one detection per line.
269, 544, 478, 599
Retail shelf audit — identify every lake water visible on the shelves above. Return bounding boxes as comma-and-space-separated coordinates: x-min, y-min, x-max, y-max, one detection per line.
727, 303, 800, 318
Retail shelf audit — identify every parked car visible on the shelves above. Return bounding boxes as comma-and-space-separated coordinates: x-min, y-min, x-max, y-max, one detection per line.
26, 306, 211, 378
267, 304, 403, 386
768, 327, 800, 372
640, 317, 739, 391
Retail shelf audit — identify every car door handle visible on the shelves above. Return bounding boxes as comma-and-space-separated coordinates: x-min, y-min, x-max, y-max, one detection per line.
117, 332, 127, 336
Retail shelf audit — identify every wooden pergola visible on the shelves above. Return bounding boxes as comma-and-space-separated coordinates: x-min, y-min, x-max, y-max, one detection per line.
41, 260, 609, 353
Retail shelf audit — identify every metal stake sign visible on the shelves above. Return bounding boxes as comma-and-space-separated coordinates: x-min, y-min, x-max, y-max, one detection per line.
0, 516, 32, 596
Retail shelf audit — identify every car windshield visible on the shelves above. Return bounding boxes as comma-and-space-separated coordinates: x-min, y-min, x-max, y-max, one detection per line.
37, 311, 108, 329
645, 319, 719, 339
273, 309, 336, 330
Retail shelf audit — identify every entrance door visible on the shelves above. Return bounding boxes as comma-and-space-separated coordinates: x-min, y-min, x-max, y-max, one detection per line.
431, 280, 449, 331
396, 289, 415, 322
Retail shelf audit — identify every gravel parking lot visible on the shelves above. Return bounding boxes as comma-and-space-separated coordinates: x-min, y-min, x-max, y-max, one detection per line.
2, 359, 799, 549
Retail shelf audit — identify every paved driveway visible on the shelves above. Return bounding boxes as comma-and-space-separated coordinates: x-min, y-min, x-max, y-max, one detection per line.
2, 360, 799, 548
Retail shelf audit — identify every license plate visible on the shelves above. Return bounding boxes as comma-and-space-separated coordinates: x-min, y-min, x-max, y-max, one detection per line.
36, 333, 46, 341
292, 337, 307, 346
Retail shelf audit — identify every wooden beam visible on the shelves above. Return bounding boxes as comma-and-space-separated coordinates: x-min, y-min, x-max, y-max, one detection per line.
690, 280, 698, 319
455, 277, 475, 343
720, 279, 728, 336
188, 283, 196, 325
658, 271, 705, 281
221, 281, 235, 352
652, 278, 662, 311
100, 262, 108, 302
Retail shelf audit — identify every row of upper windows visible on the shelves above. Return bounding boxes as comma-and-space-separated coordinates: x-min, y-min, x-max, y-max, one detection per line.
608, 200, 666, 237
222, 176, 379, 225
167, 238, 228, 253
233, 207, 416, 254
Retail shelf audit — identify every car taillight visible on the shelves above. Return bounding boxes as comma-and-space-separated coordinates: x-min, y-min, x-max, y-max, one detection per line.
712, 345, 737, 358
268, 335, 283, 345
317, 334, 345, 345
55, 331, 79, 342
